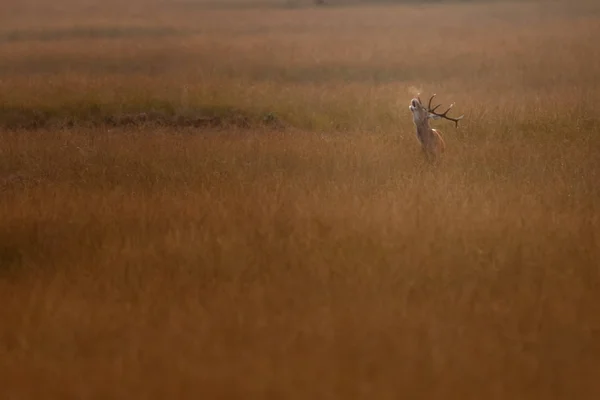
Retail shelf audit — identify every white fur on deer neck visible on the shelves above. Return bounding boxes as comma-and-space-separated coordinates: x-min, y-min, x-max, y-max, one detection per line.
411, 108, 432, 146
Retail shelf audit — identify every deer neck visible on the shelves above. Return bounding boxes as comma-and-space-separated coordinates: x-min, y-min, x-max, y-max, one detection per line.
413, 118, 434, 144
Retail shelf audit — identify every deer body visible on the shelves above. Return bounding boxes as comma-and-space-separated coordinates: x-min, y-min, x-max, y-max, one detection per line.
409, 94, 463, 164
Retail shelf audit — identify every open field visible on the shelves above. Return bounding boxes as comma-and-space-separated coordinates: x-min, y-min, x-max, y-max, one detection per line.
1, 0, 600, 399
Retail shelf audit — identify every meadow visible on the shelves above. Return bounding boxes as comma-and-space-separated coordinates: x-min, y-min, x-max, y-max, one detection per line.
1, 0, 600, 398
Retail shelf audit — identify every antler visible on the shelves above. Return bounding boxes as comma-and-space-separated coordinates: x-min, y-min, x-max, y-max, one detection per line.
426, 94, 464, 128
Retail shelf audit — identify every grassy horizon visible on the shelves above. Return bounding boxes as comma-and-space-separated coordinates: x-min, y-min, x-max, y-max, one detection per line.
1, 1, 599, 131
1, 1, 600, 399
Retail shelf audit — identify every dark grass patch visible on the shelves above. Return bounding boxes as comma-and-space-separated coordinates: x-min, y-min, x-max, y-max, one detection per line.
0, 53, 185, 77
214, 58, 483, 84
0, 218, 115, 278
0, 103, 286, 130
237, 64, 422, 84
0, 26, 184, 43
0, 243, 23, 277
170, 0, 497, 10
0, 51, 476, 81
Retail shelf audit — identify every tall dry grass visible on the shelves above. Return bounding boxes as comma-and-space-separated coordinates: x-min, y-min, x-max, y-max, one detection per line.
1, 1, 600, 399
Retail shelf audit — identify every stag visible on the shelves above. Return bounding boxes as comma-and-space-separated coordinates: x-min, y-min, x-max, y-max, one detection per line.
408, 94, 464, 164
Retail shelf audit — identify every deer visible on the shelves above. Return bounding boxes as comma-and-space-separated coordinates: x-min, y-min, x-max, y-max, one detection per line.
408, 94, 464, 164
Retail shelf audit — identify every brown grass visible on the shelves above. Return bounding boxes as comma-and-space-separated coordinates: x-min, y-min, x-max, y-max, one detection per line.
1, 1, 600, 399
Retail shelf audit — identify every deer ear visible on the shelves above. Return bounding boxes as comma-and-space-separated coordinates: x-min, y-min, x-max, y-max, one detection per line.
428, 113, 442, 120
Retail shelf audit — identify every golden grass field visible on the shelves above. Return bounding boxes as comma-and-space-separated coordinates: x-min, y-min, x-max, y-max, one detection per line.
1, 0, 600, 398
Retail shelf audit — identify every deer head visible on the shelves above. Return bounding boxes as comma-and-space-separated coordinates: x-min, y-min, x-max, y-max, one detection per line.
409, 94, 464, 128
